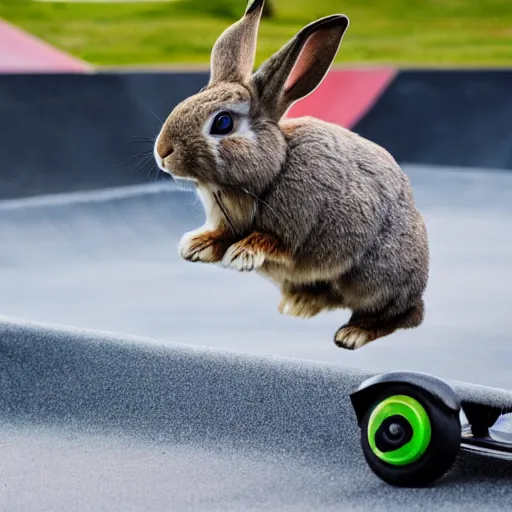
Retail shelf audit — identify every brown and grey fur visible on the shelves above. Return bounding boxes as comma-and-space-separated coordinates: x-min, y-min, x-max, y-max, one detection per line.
154, 0, 429, 350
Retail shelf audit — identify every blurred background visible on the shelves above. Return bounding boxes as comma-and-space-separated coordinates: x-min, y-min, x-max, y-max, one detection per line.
2, 0, 512, 67
1, 0, 512, 388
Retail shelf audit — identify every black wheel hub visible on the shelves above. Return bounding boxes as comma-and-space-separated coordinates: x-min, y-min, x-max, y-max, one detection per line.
374, 415, 414, 453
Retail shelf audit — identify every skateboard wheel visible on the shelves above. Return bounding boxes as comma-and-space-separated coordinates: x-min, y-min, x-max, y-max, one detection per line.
360, 384, 461, 487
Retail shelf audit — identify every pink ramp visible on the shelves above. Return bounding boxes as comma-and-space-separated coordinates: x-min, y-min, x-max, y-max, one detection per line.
286, 68, 396, 129
0, 19, 90, 72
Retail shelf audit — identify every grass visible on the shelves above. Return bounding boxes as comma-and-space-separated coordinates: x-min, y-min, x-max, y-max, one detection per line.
1, 0, 512, 67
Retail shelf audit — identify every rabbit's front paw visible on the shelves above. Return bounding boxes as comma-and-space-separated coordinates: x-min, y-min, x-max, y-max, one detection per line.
334, 325, 371, 350
179, 229, 230, 263
278, 294, 324, 319
222, 243, 265, 271
221, 232, 289, 272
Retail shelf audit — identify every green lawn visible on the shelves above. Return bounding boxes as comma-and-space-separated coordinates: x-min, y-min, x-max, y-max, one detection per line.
1, 0, 512, 67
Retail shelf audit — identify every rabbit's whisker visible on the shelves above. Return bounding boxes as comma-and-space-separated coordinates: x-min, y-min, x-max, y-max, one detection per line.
148, 109, 164, 125
241, 187, 278, 219
119, 138, 155, 146
213, 191, 236, 237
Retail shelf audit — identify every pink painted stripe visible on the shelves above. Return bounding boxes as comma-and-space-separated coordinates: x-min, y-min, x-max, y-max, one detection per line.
286, 67, 397, 128
0, 20, 90, 73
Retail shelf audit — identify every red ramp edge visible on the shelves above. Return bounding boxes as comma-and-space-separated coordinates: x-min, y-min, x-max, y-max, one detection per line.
0, 19, 91, 73
286, 67, 397, 129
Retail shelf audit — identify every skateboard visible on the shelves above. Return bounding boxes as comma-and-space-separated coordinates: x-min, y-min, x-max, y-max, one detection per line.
349, 371, 512, 487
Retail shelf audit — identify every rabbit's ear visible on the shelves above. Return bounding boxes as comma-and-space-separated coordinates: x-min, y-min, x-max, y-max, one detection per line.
251, 15, 349, 120
208, 0, 265, 86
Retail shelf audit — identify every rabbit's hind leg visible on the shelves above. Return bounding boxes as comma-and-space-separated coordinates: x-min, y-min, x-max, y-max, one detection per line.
334, 298, 424, 350
278, 281, 341, 319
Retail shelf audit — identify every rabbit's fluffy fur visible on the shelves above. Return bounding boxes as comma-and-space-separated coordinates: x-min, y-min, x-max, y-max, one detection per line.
154, 0, 429, 350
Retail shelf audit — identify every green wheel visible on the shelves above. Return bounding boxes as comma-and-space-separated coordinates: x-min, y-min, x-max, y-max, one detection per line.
367, 394, 432, 466
361, 384, 461, 487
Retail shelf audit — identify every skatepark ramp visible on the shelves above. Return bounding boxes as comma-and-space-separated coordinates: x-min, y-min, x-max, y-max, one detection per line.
1, 69, 512, 200
353, 70, 512, 171
2, 316, 512, 510
2, 165, 512, 389
0, 72, 206, 200
1, 68, 512, 510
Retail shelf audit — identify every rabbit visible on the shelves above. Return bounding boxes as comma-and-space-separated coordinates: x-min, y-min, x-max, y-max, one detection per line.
153, 0, 429, 350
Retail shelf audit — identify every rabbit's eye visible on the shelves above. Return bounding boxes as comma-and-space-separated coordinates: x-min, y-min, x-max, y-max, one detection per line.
210, 111, 234, 135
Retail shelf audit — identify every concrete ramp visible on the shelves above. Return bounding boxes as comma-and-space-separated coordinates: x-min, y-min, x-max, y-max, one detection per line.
2, 316, 512, 511
1, 69, 512, 509
0, 73, 206, 199
1, 164, 512, 388
2, 70, 512, 201
353, 70, 512, 170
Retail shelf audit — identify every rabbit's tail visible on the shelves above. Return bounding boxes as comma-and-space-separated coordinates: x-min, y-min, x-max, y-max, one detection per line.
334, 298, 424, 350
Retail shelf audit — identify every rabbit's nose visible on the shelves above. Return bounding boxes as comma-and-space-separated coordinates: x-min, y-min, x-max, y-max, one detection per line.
154, 138, 174, 172
156, 138, 174, 160
160, 144, 174, 159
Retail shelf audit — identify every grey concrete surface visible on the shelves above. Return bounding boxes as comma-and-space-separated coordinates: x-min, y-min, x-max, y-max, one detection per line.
1, 164, 511, 389
1, 317, 512, 512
